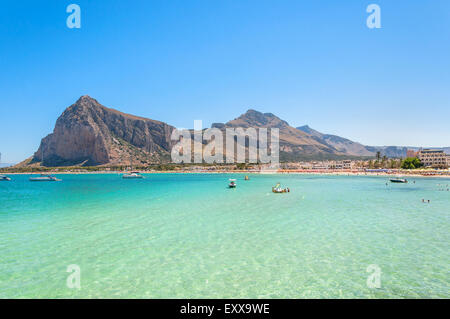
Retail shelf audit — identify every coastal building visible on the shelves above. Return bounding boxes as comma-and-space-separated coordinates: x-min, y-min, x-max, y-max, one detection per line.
327, 161, 341, 169
342, 160, 353, 169
327, 160, 353, 170
300, 162, 313, 169
417, 149, 448, 168
281, 162, 302, 170
312, 162, 328, 170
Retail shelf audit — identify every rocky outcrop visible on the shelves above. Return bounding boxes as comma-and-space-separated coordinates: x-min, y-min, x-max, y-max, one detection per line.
29, 99, 360, 167
223, 110, 343, 158
297, 125, 375, 157
30, 96, 430, 167
32, 95, 175, 166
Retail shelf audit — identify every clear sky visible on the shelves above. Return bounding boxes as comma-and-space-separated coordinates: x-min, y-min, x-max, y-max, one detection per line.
1, 0, 449, 163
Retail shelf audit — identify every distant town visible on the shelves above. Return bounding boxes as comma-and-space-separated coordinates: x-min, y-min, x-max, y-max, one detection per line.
2, 148, 449, 177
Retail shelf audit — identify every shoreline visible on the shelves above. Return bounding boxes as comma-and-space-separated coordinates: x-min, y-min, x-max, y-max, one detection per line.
3, 170, 450, 179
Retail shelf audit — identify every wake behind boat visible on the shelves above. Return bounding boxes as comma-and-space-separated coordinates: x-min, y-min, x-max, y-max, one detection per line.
0, 175, 11, 181
29, 174, 61, 182
122, 172, 144, 179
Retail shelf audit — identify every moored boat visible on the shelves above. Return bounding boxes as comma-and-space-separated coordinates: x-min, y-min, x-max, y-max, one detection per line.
0, 175, 11, 181
272, 183, 290, 193
122, 172, 144, 179
29, 174, 61, 182
390, 177, 408, 183
228, 179, 237, 188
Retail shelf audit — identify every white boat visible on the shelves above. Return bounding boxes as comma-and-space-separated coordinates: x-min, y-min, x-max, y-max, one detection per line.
0, 175, 11, 181
228, 179, 237, 188
29, 174, 61, 182
122, 153, 144, 179
390, 176, 408, 183
272, 183, 290, 193
122, 172, 144, 179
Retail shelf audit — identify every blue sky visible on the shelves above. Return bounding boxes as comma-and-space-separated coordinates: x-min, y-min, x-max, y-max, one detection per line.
1, 0, 449, 163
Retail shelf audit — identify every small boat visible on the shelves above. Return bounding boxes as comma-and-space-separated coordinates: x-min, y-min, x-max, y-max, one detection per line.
229, 179, 237, 188
29, 174, 61, 182
122, 154, 144, 179
272, 183, 290, 193
244, 175, 249, 181
122, 172, 144, 179
390, 177, 408, 183
0, 175, 11, 181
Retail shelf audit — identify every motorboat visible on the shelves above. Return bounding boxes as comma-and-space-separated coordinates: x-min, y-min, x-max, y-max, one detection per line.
0, 175, 11, 181
272, 183, 290, 193
122, 172, 144, 179
390, 177, 408, 183
29, 174, 61, 182
228, 179, 237, 188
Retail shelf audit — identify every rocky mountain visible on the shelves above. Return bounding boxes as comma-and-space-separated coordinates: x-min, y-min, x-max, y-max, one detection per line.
26, 95, 175, 167
365, 146, 408, 158
24, 101, 353, 167
19, 96, 449, 167
297, 125, 411, 158
297, 125, 450, 158
212, 110, 346, 161
297, 125, 374, 157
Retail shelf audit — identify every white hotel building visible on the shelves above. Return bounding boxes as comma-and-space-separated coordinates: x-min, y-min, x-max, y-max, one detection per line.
417, 149, 449, 168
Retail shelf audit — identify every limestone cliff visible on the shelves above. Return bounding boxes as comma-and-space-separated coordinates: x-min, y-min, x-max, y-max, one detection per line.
25, 96, 383, 168
31, 95, 175, 166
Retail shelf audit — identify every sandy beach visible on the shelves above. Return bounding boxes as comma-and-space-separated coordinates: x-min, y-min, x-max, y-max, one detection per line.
4, 169, 450, 179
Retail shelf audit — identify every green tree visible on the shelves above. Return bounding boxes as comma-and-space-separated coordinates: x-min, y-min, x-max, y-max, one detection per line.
389, 159, 396, 169
401, 157, 423, 169
376, 151, 381, 161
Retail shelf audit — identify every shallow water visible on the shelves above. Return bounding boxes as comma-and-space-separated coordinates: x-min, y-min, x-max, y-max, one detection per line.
0, 173, 449, 298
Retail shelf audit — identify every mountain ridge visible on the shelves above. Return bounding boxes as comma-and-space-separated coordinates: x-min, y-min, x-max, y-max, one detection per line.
297, 125, 450, 158
16, 96, 449, 167
212, 109, 345, 160
296, 125, 374, 157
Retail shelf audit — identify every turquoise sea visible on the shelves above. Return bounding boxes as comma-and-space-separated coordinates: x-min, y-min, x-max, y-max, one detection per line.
0, 173, 449, 298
